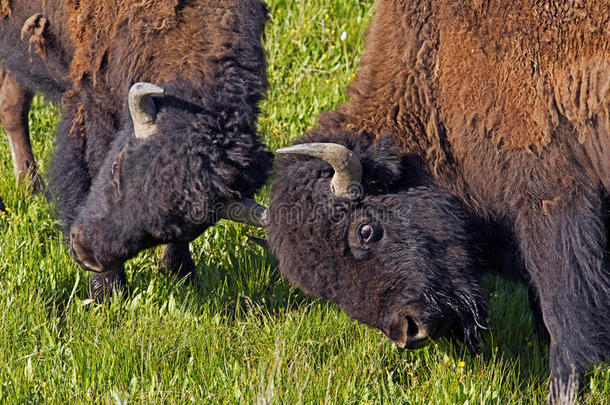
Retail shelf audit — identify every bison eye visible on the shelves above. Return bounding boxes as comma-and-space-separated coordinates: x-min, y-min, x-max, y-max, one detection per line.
359, 224, 374, 243
111, 162, 119, 176
349, 221, 383, 256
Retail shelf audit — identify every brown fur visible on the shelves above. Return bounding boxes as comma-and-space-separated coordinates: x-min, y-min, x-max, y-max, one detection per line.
335, 0, 609, 190
65, 0, 259, 87
21, 13, 49, 60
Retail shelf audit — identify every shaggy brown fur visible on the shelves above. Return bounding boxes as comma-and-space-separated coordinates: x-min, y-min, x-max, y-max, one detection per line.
64, 0, 266, 94
21, 13, 49, 60
337, 0, 609, 187
269, 1, 609, 403
66, 0, 241, 86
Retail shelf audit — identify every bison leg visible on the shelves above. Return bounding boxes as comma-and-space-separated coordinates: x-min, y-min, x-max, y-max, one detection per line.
516, 190, 610, 404
0, 68, 43, 191
158, 243, 196, 281
89, 268, 128, 302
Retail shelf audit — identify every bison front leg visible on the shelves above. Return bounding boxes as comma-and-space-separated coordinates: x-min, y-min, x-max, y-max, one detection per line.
516, 189, 610, 404
0, 68, 43, 191
158, 243, 196, 281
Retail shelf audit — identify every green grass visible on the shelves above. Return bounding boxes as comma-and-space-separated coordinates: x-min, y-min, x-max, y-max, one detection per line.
0, 0, 608, 403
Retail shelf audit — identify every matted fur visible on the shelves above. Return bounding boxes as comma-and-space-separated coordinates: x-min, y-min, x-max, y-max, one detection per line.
268, 1, 609, 402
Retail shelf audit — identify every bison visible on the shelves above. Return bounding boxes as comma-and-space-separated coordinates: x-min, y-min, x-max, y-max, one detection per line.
249, 0, 609, 402
0, 0, 271, 299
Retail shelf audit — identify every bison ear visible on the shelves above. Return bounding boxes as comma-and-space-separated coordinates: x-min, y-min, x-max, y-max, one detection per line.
128, 82, 165, 139
357, 132, 403, 193
372, 132, 402, 178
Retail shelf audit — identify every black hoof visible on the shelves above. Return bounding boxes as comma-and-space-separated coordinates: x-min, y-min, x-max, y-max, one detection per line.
28, 171, 45, 194
16, 164, 45, 194
548, 372, 580, 405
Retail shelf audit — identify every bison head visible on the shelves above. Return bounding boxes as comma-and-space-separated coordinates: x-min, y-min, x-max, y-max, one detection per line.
69, 82, 271, 272
266, 133, 487, 351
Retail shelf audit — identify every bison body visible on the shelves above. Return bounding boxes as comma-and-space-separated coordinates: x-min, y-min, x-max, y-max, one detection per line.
267, 0, 609, 401
0, 0, 272, 298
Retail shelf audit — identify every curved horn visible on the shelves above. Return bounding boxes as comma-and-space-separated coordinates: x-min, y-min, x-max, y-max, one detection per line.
220, 197, 268, 227
276, 143, 363, 198
247, 235, 269, 250
128, 82, 165, 139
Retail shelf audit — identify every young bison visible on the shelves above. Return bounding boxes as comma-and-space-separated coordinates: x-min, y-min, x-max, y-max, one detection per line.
0, 0, 271, 299
253, 0, 609, 402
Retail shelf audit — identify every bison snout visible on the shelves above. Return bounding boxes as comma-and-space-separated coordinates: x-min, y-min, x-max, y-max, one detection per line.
387, 314, 431, 350
70, 226, 103, 272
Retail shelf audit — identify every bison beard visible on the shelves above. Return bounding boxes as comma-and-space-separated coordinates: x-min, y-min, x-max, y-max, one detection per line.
265, 1, 610, 403
0, 0, 272, 300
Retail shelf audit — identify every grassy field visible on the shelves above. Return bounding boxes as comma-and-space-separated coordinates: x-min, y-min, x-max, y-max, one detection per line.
0, 0, 608, 403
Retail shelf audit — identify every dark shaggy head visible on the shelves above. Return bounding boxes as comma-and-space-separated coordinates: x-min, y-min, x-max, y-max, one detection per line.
69, 79, 271, 272
267, 134, 487, 351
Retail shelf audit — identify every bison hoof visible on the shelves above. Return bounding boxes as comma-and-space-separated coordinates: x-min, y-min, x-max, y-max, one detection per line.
16, 163, 45, 194
158, 243, 196, 282
548, 372, 580, 405
89, 268, 128, 302
27, 171, 45, 194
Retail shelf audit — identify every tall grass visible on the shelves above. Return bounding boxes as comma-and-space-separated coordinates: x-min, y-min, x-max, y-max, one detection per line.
0, 0, 607, 403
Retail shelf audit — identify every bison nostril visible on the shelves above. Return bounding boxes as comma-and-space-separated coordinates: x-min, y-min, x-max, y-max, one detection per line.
405, 316, 419, 338
70, 226, 81, 243
69, 228, 104, 272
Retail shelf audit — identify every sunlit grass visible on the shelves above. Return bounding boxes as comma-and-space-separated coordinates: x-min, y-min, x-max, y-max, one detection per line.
0, 0, 607, 403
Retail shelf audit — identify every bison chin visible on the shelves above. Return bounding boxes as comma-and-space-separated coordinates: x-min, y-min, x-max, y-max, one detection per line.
421, 287, 487, 353
381, 288, 487, 354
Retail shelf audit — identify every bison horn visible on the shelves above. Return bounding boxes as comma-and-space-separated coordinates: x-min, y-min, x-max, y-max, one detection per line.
220, 197, 268, 227
128, 82, 165, 139
247, 235, 269, 249
276, 143, 363, 198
